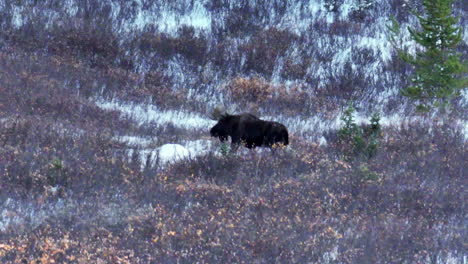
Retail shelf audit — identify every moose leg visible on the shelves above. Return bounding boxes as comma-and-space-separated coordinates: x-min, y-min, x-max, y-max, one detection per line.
230, 136, 240, 153
230, 143, 240, 153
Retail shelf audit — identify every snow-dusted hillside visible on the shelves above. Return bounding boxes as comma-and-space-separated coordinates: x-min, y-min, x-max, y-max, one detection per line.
0, 1, 466, 263
0, 0, 464, 101
1, 0, 466, 141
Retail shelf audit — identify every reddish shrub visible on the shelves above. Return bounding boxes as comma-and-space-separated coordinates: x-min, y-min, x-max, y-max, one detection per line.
224, 76, 273, 104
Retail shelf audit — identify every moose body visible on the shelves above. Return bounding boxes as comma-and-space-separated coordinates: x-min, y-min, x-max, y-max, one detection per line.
210, 112, 289, 151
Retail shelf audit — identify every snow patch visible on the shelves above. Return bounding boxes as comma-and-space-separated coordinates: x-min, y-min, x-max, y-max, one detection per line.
115, 135, 153, 147
124, 0, 211, 34
357, 34, 392, 62
158, 144, 190, 164
95, 98, 214, 130
63, 0, 79, 17
11, 5, 24, 28
331, 46, 352, 73
339, 0, 354, 19
125, 139, 213, 169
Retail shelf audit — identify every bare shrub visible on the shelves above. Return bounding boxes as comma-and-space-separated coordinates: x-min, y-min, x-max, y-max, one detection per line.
137, 71, 187, 107
241, 27, 298, 76
139, 25, 208, 64
222, 76, 313, 114
48, 24, 119, 68
280, 58, 310, 80
223, 6, 261, 36
224, 76, 273, 104
329, 20, 362, 36
0, 117, 31, 148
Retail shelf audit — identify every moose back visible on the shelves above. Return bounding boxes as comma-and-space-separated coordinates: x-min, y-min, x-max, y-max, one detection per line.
210, 112, 289, 151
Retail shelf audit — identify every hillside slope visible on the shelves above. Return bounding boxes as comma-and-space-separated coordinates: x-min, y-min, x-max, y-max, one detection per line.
0, 1, 466, 263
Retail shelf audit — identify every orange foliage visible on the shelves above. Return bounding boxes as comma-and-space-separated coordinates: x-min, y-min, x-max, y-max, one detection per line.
224, 76, 273, 103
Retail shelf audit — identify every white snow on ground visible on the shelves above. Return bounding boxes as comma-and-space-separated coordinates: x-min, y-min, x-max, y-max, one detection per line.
5, 0, 212, 35
461, 89, 468, 106
63, 0, 79, 17
122, 0, 212, 34
184, 139, 213, 155
11, 5, 24, 28
95, 98, 214, 129
158, 144, 190, 163
272, 115, 339, 140
339, 0, 354, 20
157, 140, 213, 165
124, 139, 213, 169
279, 1, 322, 33
114, 135, 153, 147
357, 33, 393, 62
331, 46, 352, 73
161, 2, 211, 33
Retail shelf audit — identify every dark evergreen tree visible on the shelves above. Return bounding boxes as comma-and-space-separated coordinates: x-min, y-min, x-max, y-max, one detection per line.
388, 0, 466, 111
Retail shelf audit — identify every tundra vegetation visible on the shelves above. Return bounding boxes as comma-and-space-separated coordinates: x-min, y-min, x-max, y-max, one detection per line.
0, 0, 466, 263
